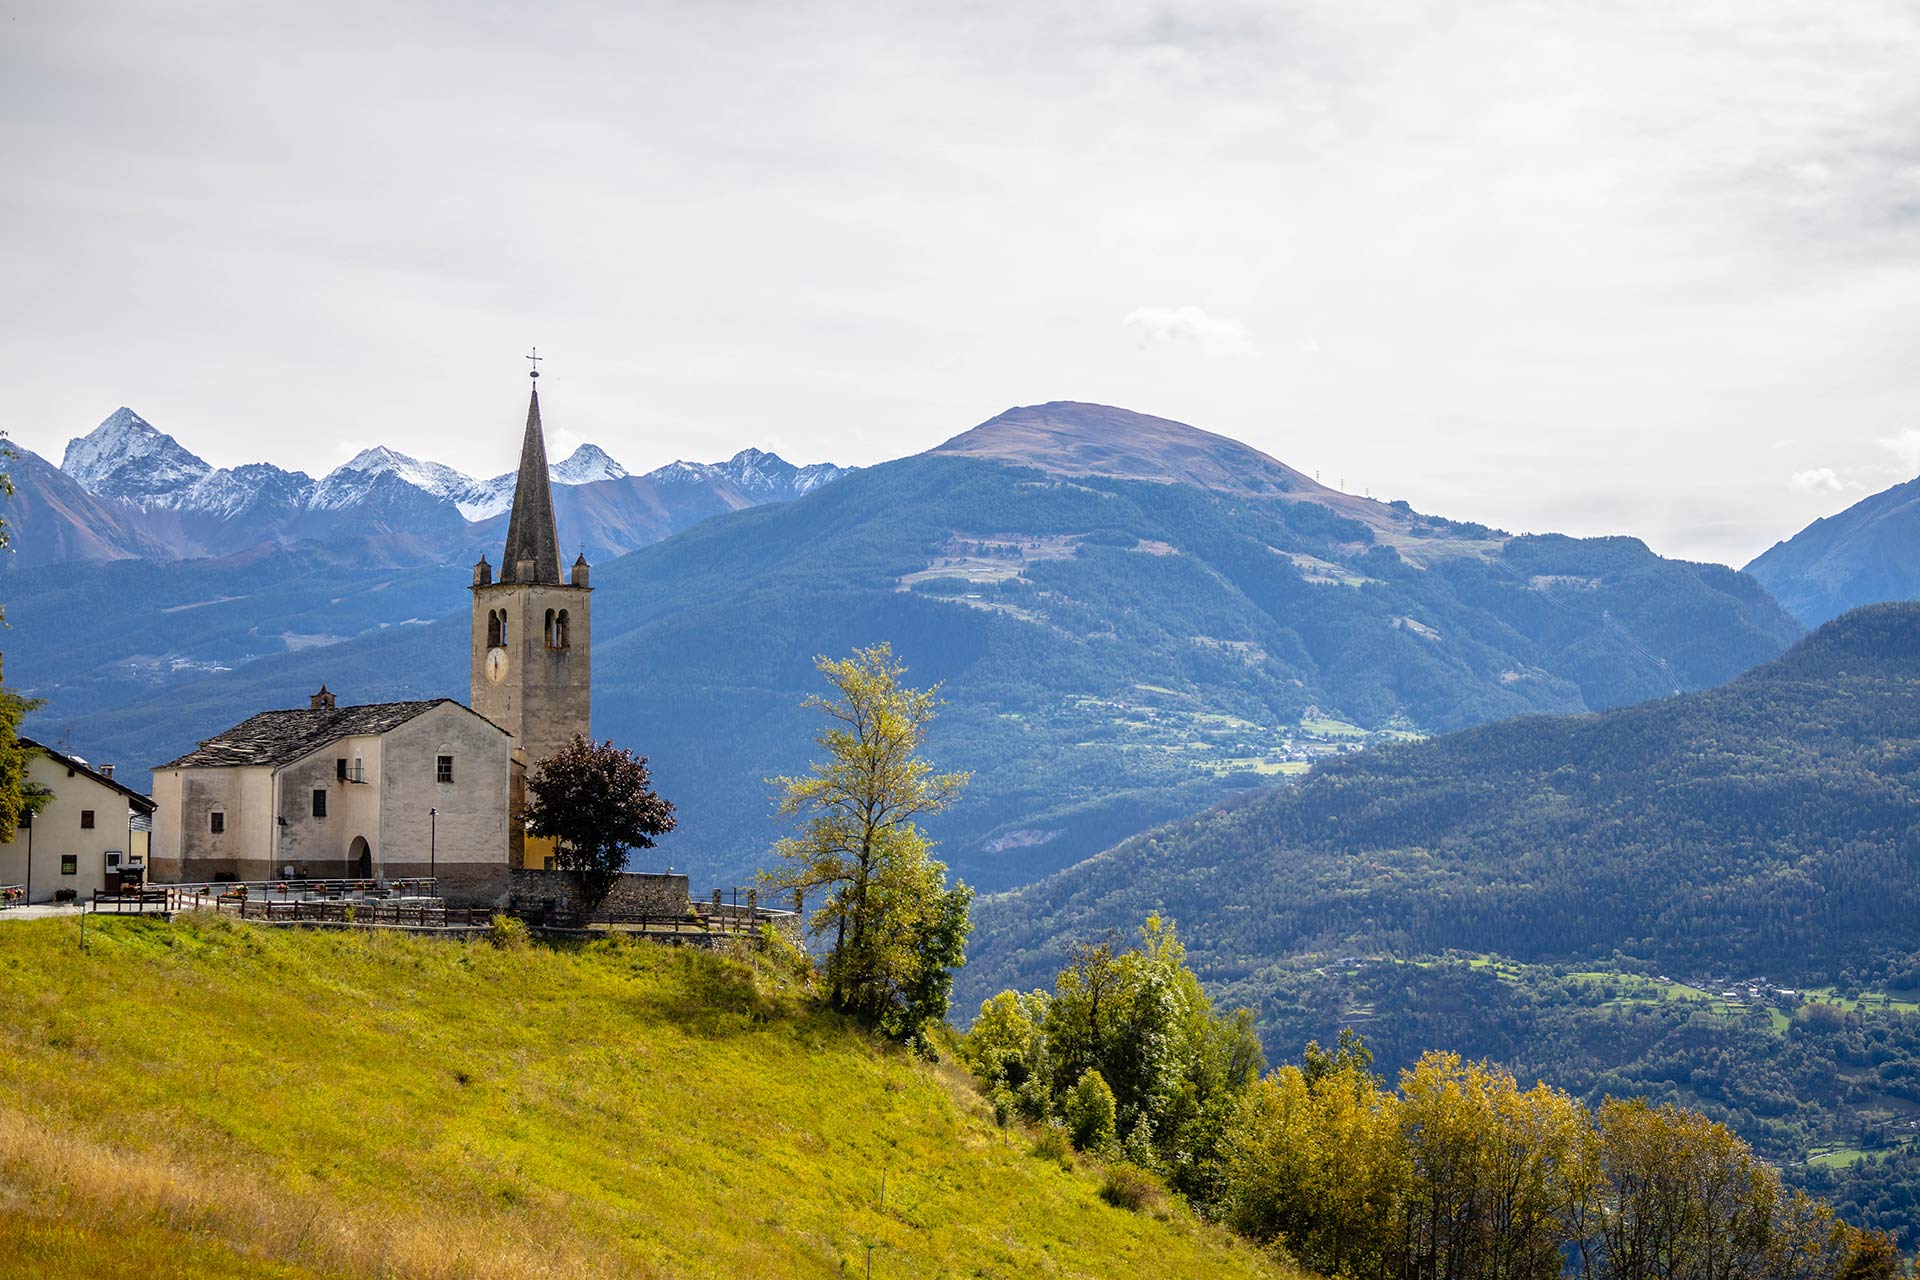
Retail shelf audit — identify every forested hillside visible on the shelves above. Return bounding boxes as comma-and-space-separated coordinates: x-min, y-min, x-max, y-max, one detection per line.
971, 602, 1920, 987
968, 602, 1920, 1242
31, 402, 1801, 892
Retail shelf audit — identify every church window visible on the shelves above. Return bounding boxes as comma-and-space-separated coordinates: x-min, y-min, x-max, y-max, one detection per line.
487, 610, 503, 648
312, 789, 328, 818
556, 609, 570, 650
61, 855, 77, 876
80, 809, 95, 830
209, 811, 225, 834
437, 754, 454, 784
544, 608, 555, 647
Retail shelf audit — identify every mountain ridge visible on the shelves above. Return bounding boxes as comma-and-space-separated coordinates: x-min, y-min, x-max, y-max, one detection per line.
4, 407, 855, 572
1745, 473, 1920, 626
26, 400, 1802, 895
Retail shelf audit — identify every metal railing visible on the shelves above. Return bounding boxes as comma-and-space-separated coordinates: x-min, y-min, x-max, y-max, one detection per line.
165, 877, 440, 903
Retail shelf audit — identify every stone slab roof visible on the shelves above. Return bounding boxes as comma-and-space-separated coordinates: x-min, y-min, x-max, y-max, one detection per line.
156, 699, 457, 770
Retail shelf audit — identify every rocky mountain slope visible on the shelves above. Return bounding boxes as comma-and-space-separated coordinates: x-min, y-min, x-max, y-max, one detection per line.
1746, 473, 1920, 626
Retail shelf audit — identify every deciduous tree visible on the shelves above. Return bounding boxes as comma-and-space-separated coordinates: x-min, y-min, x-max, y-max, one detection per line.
526, 735, 676, 910
766, 643, 972, 1044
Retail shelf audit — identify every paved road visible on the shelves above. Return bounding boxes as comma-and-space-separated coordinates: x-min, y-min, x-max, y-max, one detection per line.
0, 903, 87, 921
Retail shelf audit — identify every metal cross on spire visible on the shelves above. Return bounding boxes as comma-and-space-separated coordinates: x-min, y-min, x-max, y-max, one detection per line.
526, 347, 542, 380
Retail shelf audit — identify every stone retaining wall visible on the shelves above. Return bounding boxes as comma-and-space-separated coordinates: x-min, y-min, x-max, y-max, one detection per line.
507, 868, 690, 918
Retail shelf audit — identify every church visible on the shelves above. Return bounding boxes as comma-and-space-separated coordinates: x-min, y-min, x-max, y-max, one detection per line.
149, 374, 592, 903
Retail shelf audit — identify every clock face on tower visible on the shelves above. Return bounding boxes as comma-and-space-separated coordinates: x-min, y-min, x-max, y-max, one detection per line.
485, 646, 509, 685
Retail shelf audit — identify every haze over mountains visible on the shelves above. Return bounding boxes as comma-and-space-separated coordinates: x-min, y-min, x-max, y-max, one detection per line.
18, 400, 1803, 893
8, 406, 853, 571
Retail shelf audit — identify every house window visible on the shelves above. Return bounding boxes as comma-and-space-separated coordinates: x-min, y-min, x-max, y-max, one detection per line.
210, 811, 226, 834
107, 852, 121, 868
80, 809, 95, 830
336, 758, 348, 780
436, 754, 454, 784
312, 789, 328, 818
60, 855, 77, 876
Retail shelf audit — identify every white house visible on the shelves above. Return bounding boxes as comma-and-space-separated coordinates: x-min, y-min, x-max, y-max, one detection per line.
149, 689, 512, 902
0, 738, 157, 905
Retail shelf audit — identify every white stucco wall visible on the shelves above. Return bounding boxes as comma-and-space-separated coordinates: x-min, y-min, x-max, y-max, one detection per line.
0, 752, 147, 904
149, 703, 510, 897
379, 703, 511, 874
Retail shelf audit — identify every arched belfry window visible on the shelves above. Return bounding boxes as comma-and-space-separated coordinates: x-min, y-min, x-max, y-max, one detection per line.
487, 610, 503, 649
556, 609, 570, 650
544, 608, 556, 648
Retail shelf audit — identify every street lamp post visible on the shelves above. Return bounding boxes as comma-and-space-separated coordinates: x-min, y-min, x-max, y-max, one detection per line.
429, 807, 437, 893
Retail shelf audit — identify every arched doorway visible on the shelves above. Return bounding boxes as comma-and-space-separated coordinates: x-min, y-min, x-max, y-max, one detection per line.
348, 836, 372, 880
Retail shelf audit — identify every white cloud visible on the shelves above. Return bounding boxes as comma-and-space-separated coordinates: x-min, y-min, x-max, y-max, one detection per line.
1124, 306, 1253, 358
1879, 428, 1920, 474
1787, 467, 1845, 493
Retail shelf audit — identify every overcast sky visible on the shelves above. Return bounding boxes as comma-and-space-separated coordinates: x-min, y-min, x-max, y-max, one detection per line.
4, 0, 1917, 565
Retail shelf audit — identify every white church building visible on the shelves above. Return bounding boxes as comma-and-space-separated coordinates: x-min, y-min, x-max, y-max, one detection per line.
149, 372, 592, 904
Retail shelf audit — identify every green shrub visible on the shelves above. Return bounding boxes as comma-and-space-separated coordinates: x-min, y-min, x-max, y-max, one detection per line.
1030, 1122, 1075, 1169
1099, 1162, 1166, 1215
488, 914, 531, 951
1065, 1069, 1117, 1152
1015, 1072, 1052, 1122
990, 1087, 1015, 1128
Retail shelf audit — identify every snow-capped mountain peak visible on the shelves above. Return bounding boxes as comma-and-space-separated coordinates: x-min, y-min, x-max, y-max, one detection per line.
640, 450, 857, 500
60, 408, 213, 507
41, 405, 852, 561
551, 444, 628, 485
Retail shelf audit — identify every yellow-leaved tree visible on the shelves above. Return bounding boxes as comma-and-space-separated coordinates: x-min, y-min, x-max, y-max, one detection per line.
766, 643, 972, 1046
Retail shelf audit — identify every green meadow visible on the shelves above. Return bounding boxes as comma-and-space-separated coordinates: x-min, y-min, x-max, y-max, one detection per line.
0, 915, 1292, 1280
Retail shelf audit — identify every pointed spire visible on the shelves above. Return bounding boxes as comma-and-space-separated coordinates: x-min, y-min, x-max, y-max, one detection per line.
500, 386, 563, 584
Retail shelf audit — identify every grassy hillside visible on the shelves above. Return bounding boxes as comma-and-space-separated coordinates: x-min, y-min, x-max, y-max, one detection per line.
48, 405, 1801, 893
0, 915, 1289, 1280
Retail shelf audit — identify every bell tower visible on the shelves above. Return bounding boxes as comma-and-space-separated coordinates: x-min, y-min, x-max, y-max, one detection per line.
470, 355, 592, 776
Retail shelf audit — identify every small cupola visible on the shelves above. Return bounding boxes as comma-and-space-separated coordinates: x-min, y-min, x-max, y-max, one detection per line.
473, 555, 493, 587
310, 685, 337, 711
571, 553, 590, 587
